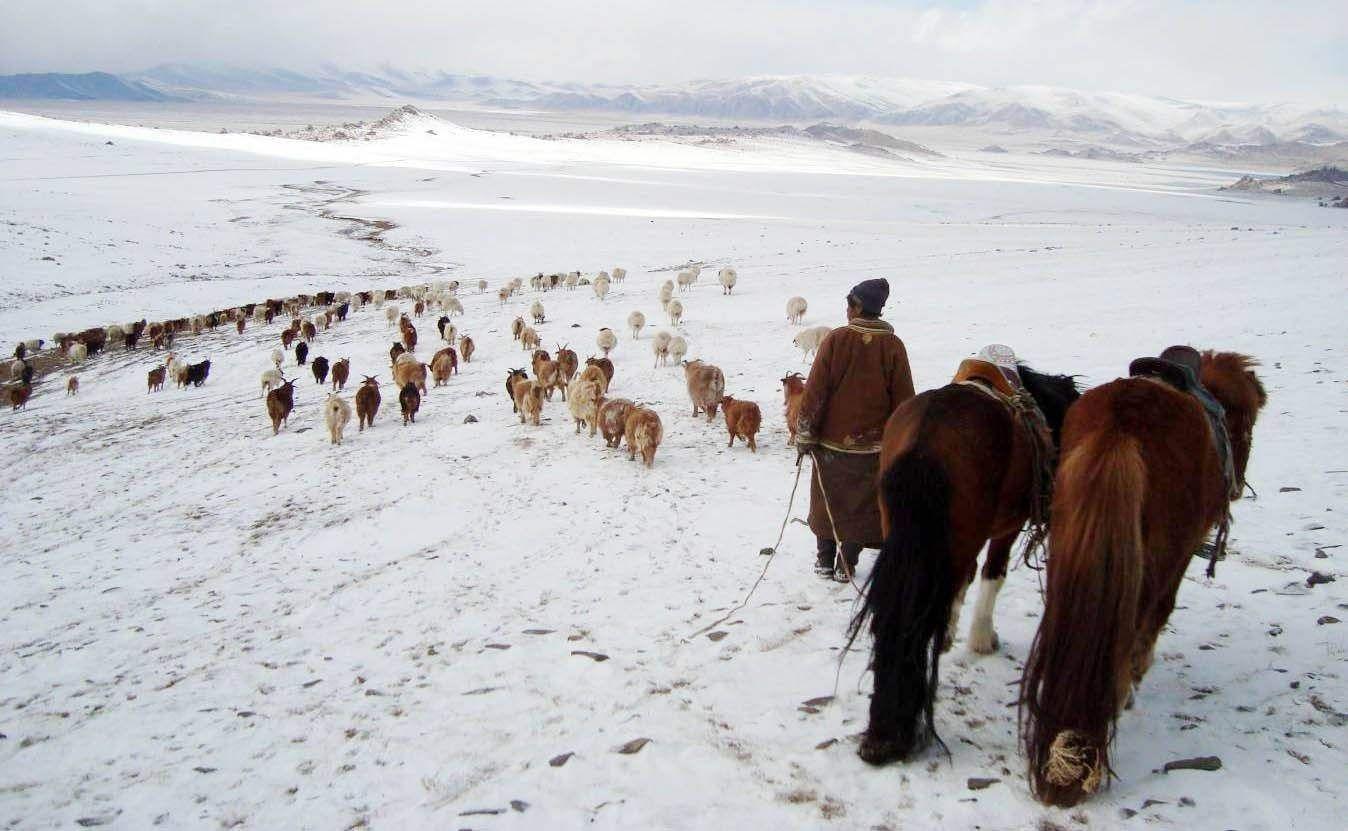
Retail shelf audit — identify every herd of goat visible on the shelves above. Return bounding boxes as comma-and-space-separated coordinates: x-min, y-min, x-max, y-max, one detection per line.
7, 264, 827, 467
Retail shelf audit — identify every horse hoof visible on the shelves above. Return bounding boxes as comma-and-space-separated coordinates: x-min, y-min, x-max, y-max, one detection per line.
858, 734, 902, 766
968, 630, 1000, 655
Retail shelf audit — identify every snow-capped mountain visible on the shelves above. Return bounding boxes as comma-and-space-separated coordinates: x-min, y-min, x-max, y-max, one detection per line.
6, 63, 1346, 147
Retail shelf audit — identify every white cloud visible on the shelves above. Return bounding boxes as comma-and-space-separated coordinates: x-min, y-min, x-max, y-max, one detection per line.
2, 1, 1344, 105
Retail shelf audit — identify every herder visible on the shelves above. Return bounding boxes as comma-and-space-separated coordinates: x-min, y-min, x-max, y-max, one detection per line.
795, 278, 915, 581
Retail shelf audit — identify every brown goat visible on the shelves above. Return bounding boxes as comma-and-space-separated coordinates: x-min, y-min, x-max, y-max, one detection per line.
720, 395, 762, 452
431, 348, 458, 387
301, 321, 317, 343
599, 398, 635, 448
66, 376, 79, 396
513, 378, 544, 426
281, 329, 296, 349
393, 359, 428, 394
236, 318, 246, 335
512, 316, 525, 341
585, 356, 614, 390
458, 334, 475, 363
9, 383, 31, 410
399, 381, 421, 425
331, 358, 350, 391
147, 366, 166, 393
266, 380, 296, 435
683, 359, 726, 421
402, 324, 418, 353
624, 407, 663, 467
781, 372, 806, 445
556, 344, 578, 383
506, 368, 528, 413
356, 376, 380, 430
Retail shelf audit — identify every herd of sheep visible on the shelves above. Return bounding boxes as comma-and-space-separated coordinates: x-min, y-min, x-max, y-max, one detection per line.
7, 264, 830, 468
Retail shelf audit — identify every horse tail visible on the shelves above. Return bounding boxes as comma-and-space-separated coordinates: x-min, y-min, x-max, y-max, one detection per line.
847, 450, 951, 763
1021, 428, 1144, 807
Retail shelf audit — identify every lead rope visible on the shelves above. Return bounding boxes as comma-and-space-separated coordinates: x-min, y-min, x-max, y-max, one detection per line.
812, 451, 866, 599
687, 455, 806, 640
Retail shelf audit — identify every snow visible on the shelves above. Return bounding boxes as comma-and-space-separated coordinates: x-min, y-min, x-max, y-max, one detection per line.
1, 108, 1346, 830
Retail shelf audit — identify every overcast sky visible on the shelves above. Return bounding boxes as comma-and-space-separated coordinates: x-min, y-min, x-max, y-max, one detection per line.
4, 0, 1345, 104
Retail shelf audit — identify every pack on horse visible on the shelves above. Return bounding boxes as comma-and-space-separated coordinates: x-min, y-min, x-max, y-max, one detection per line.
1019, 348, 1266, 807
847, 346, 1081, 765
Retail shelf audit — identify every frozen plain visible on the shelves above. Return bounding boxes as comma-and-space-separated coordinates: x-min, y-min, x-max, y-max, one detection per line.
0, 109, 1345, 829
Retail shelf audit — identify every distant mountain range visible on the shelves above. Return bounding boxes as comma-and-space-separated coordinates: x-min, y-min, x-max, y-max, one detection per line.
0, 71, 175, 102
4, 63, 1346, 148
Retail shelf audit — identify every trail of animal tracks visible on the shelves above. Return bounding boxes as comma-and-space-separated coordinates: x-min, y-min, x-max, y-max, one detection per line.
0, 109, 1345, 829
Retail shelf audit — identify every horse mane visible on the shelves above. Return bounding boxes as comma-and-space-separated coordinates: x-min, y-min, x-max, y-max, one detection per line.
1201, 351, 1267, 409
1017, 364, 1081, 445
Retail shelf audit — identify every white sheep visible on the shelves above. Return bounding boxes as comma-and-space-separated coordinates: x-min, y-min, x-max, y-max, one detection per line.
611, 267, 627, 283
676, 270, 695, 292
596, 327, 617, 357
23, 338, 43, 353
564, 272, 579, 290
374, 293, 386, 309
325, 393, 352, 445
106, 324, 125, 348
498, 286, 511, 305
669, 335, 688, 364
627, 310, 646, 339
477, 279, 488, 293
270, 348, 284, 369
441, 322, 458, 345
718, 267, 738, 295
652, 331, 673, 367
8, 358, 25, 379
786, 296, 808, 325
385, 305, 400, 327
593, 276, 610, 301
667, 298, 684, 326
530, 300, 546, 325
658, 283, 674, 310
445, 296, 464, 316
793, 325, 832, 362
68, 343, 88, 363
689, 265, 702, 283
260, 368, 284, 397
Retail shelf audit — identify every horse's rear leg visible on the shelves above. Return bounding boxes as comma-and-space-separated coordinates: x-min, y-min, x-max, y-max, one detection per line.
968, 533, 1016, 654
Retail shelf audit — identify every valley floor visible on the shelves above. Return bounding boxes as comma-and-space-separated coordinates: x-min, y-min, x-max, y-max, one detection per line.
0, 111, 1345, 830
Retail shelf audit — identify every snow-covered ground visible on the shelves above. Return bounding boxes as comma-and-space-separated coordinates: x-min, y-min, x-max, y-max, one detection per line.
0, 109, 1345, 830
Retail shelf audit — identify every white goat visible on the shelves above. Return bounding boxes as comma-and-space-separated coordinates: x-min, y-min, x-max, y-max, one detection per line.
718, 267, 738, 295
786, 296, 808, 325
596, 327, 617, 357
652, 331, 673, 367
669, 335, 688, 364
627, 310, 646, 339
325, 393, 352, 445
667, 298, 684, 326
793, 325, 831, 362
260, 368, 284, 397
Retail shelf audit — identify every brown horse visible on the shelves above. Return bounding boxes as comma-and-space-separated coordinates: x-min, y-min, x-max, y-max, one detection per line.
847, 362, 1080, 765
1020, 351, 1266, 807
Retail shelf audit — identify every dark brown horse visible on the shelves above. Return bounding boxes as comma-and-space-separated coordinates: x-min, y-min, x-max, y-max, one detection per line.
1020, 351, 1265, 807
848, 362, 1080, 765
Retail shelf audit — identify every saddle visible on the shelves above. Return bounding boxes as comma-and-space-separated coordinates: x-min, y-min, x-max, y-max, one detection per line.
954, 348, 1056, 565
1129, 345, 1239, 575
953, 358, 1018, 399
